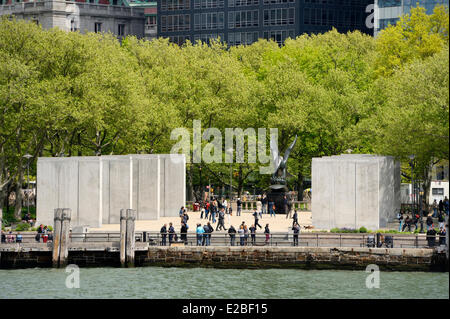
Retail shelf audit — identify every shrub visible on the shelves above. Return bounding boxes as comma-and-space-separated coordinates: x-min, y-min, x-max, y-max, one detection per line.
358, 227, 368, 233
15, 223, 31, 231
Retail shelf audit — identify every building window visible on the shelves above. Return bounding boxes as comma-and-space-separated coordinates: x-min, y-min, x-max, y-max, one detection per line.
193, 0, 224, 9
264, 8, 294, 26
95, 22, 102, 33
432, 188, 444, 196
160, 14, 191, 32
228, 10, 259, 29
118, 24, 126, 36
147, 16, 157, 26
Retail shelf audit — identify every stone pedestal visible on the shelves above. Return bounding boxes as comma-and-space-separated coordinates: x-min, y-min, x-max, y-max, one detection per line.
267, 185, 288, 214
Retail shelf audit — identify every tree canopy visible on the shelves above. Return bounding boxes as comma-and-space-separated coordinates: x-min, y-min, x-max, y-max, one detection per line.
0, 4, 448, 219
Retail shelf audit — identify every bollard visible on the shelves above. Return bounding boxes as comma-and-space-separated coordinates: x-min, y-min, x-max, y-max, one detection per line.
119, 209, 127, 267
126, 209, 137, 267
52, 209, 63, 267
59, 208, 72, 267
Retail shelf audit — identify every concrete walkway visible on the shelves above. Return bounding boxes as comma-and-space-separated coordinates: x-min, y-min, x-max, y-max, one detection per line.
90, 210, 313, 233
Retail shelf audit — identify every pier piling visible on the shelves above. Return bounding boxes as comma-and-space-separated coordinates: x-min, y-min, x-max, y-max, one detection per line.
120, 209, 127, 267
126, 209, 136, 267
59, 208, 72, 267
52, 209, 62, 267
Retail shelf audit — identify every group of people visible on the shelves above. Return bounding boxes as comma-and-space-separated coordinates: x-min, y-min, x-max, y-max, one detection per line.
199, 198, 233, 223
1, 230, 22, 243
1, 224, 53, 244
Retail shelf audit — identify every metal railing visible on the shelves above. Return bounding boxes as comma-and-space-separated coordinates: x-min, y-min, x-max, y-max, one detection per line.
2, 231, 445, 249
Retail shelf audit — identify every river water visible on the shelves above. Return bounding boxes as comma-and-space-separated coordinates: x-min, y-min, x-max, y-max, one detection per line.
0, 267, 448, 299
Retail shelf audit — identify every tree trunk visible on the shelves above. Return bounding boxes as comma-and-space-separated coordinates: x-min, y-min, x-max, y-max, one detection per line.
422, 163, 432, 212
14, 182, 23, 221
187, 164, 195, 202
14, 164, 24, 221
297, 171, 304, 201
237, 165, 243, 199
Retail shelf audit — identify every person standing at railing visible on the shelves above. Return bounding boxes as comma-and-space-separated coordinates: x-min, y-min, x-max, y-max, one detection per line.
206, 222, 213, 246
1, 230, 5, 243
228, 225, 236, 246
196, 223, 204, 246
180, 222, 188, 245
236, 198, 242, 216
264, 224, 270, 245
168, 223, 175, 244
160, 224, 168, 246
249, 224, 256, 245
292, 223, 300, 246
238, 225, 245, 246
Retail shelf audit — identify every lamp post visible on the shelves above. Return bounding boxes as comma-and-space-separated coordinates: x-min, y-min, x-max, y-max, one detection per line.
199, 165, 202, 200
409, 155, 416, 215
23, 154, 33, 217
226, 148, 233, 200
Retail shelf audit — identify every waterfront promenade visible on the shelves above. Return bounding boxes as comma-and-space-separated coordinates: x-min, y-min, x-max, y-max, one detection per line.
89, 210, 313, 233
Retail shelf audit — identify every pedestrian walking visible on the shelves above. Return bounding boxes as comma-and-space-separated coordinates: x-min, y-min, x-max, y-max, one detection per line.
253, 210, 262, 229
292, 210, 298, 227
236, 198, 242, 216
397, 211, 404, 232
432, 199, 438, 217
438, 211, 445, 229
216, 208, 227, 231
261, 194, 267, 215
269, 201, 275, 217
284, 196, 290, 219
205, 201, 210, 220
426, 215, 434, 231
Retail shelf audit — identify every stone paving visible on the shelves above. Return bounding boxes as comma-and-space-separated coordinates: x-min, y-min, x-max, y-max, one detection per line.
90, 210, 313, 233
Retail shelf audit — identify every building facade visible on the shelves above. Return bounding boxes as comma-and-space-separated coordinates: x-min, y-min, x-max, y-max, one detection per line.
374, 0, 449, 36
0, 0, 155, 40
157, 0, 373, 46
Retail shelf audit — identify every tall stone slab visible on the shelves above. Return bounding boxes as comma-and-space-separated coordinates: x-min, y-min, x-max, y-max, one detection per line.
36, 154, 185, 228
312, 154, 400, 230
78, 158, 102, 227
137, 157, 160, 220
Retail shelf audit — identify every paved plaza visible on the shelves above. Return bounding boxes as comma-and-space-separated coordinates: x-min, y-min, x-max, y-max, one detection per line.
90, 210, 313, 233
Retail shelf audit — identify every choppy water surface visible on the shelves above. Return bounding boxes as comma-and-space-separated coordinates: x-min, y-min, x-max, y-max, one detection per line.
0, 267, 448, 299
